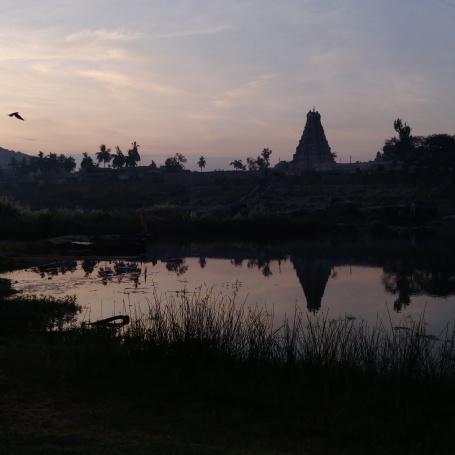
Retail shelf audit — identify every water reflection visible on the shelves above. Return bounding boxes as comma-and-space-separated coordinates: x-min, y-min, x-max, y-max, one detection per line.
21, 241, 455, 317
32, 260, 78, 278
247, 258, 273, 277
380, 256, 455, 312
82, 259, 97, 276
291, 257, 333, 312
164, 258, 188, 276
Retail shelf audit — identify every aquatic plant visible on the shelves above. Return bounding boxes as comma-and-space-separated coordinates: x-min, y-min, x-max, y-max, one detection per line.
112, 286, 455, 385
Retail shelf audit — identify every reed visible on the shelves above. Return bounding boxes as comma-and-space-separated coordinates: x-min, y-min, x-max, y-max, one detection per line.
2, 279, 453, 384
101, 286, 455, 386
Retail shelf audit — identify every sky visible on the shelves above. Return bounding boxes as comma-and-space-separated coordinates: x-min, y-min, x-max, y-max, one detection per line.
1, 0, 455, 171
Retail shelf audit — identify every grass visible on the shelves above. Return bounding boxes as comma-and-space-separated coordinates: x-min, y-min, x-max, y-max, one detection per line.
1, 283, 455, 454
120, 287, 455, 385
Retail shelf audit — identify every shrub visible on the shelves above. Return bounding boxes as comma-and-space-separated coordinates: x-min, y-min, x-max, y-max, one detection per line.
0, 294, 81, 334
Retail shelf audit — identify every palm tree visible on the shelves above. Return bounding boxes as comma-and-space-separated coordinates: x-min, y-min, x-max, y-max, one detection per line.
112, 146, 126, 169
126, 141, 140, 167
96, 144, 112, 168
62, 156, 76, 174
197, 156, 206, 172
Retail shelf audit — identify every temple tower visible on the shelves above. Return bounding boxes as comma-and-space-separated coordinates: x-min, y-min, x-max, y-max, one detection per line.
292, 108, 335, 173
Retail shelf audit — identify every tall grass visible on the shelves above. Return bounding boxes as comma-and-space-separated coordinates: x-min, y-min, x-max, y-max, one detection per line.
110, 286, 455, 385
1, 269, 453, 385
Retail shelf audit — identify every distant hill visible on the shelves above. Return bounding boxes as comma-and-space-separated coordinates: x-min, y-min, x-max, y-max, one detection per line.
0, 147, 33, 169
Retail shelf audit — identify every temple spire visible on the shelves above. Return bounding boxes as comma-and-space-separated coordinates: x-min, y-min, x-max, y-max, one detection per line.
292, 109, 335, 173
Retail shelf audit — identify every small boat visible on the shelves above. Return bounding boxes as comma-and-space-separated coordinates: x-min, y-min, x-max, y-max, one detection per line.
90, 315, 130, 327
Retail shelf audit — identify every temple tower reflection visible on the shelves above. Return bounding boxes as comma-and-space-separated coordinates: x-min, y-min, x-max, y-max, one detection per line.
290, 256, 335, 311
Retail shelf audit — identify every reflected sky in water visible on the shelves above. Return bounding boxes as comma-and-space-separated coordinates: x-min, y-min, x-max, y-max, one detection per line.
2, 247, 454, 336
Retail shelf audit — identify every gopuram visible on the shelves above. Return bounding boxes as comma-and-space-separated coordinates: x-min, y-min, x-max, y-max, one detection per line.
291, 108, 336, 173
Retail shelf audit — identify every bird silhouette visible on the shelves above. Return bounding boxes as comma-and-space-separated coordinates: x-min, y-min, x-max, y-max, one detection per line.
8, 112, 25, 121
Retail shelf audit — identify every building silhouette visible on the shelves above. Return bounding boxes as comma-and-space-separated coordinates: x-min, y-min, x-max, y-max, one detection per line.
292, 108, 336, 173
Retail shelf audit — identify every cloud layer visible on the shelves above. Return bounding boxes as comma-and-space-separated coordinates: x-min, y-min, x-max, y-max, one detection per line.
1, 0, 454, 170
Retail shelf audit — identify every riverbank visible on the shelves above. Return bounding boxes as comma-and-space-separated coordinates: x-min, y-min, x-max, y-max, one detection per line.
1, 283, 455, 454
2, 223, 455, 277
2, 172, 455, 244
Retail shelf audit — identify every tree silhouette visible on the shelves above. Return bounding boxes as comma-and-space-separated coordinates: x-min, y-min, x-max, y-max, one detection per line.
423, 134, 455, 172
80, 152, 96, 172
96, 144, 112, 168
125, 142, 140, 167
164, 258, 188, 276
165, 153, 187, 172
197, 156, 206, 172
16, 158, 29, 178
13, 152, 77, 179
62, 156, 76, 174
8, 157, 19, 175
260, 148, 272, 170
8, 156, 19, 174
381, 120, 455, 173
246, 157, 259, 171
382, 119, 421, 172
112, 146, 126, 169
245, 149, 272, 172
230, 159, 246, 171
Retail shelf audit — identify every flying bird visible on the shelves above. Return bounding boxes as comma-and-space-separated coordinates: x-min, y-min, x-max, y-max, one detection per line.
8, 112, 25, 121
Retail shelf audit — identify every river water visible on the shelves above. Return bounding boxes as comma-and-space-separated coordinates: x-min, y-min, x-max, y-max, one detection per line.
2, 239, 455, 335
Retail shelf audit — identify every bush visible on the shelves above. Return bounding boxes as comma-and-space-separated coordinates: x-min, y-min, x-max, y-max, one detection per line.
0, 294, 81, 334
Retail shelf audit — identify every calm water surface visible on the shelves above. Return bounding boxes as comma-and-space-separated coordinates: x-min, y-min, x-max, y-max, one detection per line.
2, 240, 455, 334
